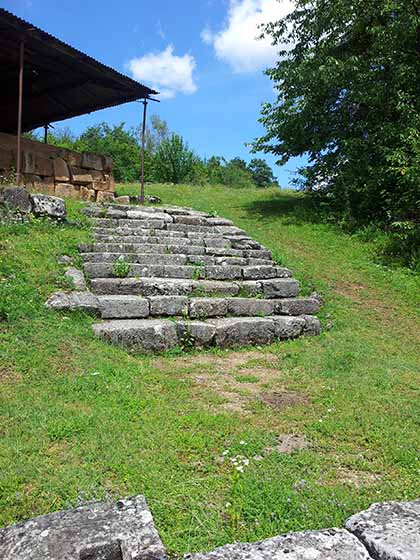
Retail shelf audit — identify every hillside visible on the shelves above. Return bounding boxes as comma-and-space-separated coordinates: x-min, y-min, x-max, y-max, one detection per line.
1, 184, 419, 555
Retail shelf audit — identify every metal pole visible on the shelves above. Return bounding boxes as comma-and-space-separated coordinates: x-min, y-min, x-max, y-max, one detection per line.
16, 39, 25, 186
44, 124, 48, 144
140, 98, 148, 205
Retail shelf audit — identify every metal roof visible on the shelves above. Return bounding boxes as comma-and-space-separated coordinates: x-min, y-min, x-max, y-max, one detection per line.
0, 8, 158, 133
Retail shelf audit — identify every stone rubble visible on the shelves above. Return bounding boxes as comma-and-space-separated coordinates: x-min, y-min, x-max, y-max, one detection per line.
46, 203, 322, 351
1, 497, 419, 560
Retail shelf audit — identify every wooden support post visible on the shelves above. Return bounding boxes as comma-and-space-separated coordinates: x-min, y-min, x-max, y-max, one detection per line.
16, 39, 25, 186
140, 98, 148, 205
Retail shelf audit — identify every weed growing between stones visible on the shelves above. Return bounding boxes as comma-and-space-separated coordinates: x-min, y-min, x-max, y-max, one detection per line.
112, 256, 131, 278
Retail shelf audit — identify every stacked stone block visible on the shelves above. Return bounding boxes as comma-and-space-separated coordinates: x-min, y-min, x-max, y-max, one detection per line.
0, 132, 115, 202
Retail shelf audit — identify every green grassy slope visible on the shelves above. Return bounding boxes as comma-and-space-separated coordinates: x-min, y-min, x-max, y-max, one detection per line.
1, 185, 419, 554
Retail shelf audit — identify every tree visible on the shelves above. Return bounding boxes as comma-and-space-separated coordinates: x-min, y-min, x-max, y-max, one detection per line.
75, 123, 145, 182
253, 0, 420, 225
248, 158, 278, 188
154, 134, 197, 184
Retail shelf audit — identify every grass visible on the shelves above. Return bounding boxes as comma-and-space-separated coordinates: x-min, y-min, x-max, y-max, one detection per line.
1, 184, 420, 555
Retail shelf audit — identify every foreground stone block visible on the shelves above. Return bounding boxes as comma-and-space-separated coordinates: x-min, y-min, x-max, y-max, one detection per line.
345, 500, 420, 560
176, 320, 216, 347
211, 317, 276, 347
149, 295, 188, 316
93, 319, 178, 351
188, 529, 372, 560
45, 291, 99, 315
3, 186, 32, 213
98, 295, 150, 319
0, 495, 166, 560
31, 194, 66, 219
65, 267, 87, 291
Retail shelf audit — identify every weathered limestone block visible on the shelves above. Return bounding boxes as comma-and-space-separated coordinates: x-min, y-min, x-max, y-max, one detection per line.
98, 295, 150, 319
103, 155, 113, 172
204, 265, 242, 280
93, 319, 178, 351
35, 155, 53, 176
70, 166, 94, 184
187, 529, 372, 560
104, 174, 115, 192
3, 186, 32, 213
80, 186, 96, 201
96, 191, 115, 203
114, 195, 130, 205
274, 297, 320, 316
345, 500, 420, 560
55, 183, 80, 199
0, 147, 13, 171
188, 298, 228, 318
211, 317, 276, 347
176, 320, 216, 347
67, 150, 82, 167
302, 315, 322, 336
127, 210, 173, 223
149, 295, 188, 316
45, 291, 99, 315
53, 158, 70, 182
22, 150, 36, 174
81, 152, 104, 171
0, 495, 166, 560
271, 316, 305, 339
261, 278, 300, 299
65, 267, 87, 290
31, 194, 66, 219
242, 265, 279, 280
227, 298, 275, 317
32, 176, 55, 196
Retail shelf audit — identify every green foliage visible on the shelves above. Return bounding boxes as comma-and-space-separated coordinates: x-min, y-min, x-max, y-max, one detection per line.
112, 256, 131, 278
248, 158, 278, 188
154, 134, 197, 184
253, 0, 420, 264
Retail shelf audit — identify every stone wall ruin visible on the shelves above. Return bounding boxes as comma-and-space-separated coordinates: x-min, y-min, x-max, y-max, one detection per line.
0, 132, 115, 202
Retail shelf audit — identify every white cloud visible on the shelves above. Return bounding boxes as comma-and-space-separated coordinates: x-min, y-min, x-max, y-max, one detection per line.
127, 46, 197, 100
203, 0, 294, 73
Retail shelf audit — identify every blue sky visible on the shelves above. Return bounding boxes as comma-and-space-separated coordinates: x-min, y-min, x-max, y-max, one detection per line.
3, 0, 304, 186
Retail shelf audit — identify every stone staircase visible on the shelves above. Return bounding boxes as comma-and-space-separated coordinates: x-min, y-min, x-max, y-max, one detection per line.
47, 203, 322, 351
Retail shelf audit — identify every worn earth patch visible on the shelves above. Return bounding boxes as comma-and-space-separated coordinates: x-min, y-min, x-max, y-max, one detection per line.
154, 350, 309, 414
265, 433, 310, 454
0, 366, 22, 384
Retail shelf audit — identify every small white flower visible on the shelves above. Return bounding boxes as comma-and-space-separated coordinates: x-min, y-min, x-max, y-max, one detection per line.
236, 466, 244, 473
222, 450, 229, 456
239, 440, 246, 445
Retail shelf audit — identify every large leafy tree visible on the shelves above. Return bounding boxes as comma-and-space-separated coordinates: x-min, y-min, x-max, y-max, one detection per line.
253, 0, 420, 225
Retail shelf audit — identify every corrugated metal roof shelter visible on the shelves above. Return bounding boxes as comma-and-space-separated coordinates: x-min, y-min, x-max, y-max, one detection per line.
0, 8, 158, 133
0, 8, 158, 200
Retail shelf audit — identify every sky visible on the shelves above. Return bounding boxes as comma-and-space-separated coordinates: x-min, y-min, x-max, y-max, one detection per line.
2, 0, 304, 186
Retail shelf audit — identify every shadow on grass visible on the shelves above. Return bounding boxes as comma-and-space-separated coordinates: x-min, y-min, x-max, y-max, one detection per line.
243, 190, 327, 226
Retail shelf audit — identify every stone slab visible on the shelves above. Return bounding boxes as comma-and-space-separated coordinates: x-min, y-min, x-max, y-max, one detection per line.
45, 291, 99, 315
149, 295, 188, 316
0, 494, 166, 560
93, 319, 178, 351
31, 194, 66, 219
98, 295, 150, 319
3, 186, 32, 213
345, 500, 420, 560
187, 529, 371, 560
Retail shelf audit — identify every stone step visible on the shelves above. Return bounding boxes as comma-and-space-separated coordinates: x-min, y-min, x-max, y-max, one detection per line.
93, 227, 225, 239
90, 276, 300, 298
84, 262, 291, 281
93, 234, 229, 248
92, 314, 319, 351
80, 252, 274, 267
47, 292, 319, 320
79, 243, 273, 260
